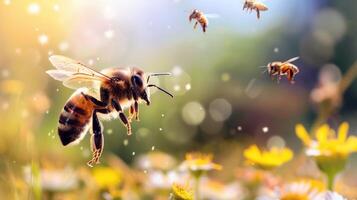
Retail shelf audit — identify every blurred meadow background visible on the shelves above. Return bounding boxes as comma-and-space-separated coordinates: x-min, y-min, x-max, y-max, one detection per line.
1, 0, 357, 199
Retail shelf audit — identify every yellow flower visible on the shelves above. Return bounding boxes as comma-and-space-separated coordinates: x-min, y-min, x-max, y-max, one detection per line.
243, 145, 293, 170
295, 122, 357, 189
171, 183, 194, 200
180, 152, 222, 173
92, 167, 122, 189
295, 122, 357, 157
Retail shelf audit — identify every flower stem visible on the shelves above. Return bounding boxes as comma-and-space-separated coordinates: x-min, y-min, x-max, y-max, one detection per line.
327, 172, 336, 190
194, 176, 201, 200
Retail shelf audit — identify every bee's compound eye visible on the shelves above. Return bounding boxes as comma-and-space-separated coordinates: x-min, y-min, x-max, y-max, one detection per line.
131, 75, 143, 87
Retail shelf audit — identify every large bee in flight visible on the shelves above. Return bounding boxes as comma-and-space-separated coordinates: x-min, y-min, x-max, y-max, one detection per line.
46, 55, 173, 166
265, 57, 300, 84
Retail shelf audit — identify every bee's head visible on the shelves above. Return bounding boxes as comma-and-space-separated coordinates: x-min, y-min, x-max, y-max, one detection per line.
267, 63, 272, 73
189, 9, 199, 21
131, 70, 151, 105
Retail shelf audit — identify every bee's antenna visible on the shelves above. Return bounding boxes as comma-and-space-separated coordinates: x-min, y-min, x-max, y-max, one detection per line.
146, 72, 171, 83
257, 66, 267, 73
148, 84, 173, 98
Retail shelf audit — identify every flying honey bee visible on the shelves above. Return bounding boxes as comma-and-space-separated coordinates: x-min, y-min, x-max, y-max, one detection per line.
265, 57, 300, 84
46, 55, 173, 166
189, 9, 209, 33
243, 0, 268, 19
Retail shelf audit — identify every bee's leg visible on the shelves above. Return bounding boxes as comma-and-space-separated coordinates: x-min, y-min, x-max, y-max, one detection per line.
256, 9, 260, 19
287, 69, 295, 84
132, 94, 140, 121
81, 92, 108, 107
203, 24, 207, 33
134, 101, 140, 121
87, 110, 104, 167
128, 105, 135, 122
111, 99, 132, 135
277, 74, 281, 84
194, 21, 198, 29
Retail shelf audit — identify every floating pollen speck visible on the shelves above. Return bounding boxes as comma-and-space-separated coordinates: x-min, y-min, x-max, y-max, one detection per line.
59, 41, 69, 52
28, 3, 40, 15
173, 84, 181, 91
53, 4, 60, 12
2, 69, 9, 78
38, 34, 48, 45
104, 30, 114, 39
262, 126, 269, 133
185, 83, 191, 91
4, 0, 11, 5
123, 139, 129, 146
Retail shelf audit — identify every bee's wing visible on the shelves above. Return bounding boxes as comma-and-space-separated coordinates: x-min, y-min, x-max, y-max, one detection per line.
47, 55, 111, 90
63, 74, 103, 90
255, 3, 268, 11
49, 55, 111, 80
282, 56, 300, 64
205, 13, 221, 19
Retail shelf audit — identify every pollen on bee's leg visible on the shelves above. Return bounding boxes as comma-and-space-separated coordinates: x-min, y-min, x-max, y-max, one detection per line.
127, 125, 132, 135
87, 149, 102, 167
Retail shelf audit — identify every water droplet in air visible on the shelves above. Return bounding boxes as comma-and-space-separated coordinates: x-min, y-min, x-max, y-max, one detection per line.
151, 146, 155, 151
132, 152, 136, 156
237, 126, 242, 131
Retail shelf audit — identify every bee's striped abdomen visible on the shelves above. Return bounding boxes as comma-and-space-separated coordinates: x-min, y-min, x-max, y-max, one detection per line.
58, 90, 94, 146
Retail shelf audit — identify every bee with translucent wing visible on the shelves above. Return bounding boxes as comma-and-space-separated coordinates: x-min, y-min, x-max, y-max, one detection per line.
243, 0, 268, 19
265, 57, 300, 84
46, 55, 173, 166
189, 9, 220, 33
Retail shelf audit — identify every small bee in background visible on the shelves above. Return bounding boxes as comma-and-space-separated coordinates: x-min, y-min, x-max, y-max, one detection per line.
265, 57, 300, 84
189, 9, 208, 33
243, 0, 268, 19
188, 9, 220, 33
46, 55, 173, 166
